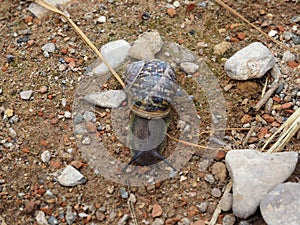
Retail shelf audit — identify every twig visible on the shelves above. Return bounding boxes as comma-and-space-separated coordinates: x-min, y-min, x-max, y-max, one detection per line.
209, 180, 233, 225
255, 82, 280, 111
214, 0, 300, 55
261, 108, 300, 153
242, 123, 256, 147
34, 0, 125, 88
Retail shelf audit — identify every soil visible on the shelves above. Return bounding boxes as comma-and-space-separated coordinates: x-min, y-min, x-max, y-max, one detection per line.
0, 0, 299, 225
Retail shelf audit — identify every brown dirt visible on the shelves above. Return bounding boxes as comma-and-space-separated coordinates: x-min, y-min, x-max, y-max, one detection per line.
0, 0, 299, 224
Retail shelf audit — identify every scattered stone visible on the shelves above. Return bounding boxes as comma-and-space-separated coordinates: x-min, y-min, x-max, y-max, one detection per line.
57, 165, 86, 187
166, 8, 176, 18
290, 15, 300, 23
120, 187, 129, 199
129, 31, 163, 60
282, 51, 296, 63
65, 206, 77, 225
84, 90, 127, 108
225, 42, 275, 80
39, 86, 48, 94
48, 216, 59, 225
260, 182, 300, 225
268, 30, 278, 37
204, 174, 215, 184
197, 202, 208, 213
152, 204, 163, 218
20, 90, 33, 100
81, 136, 91, 145
213, 41, 232, 55
24, 200, 38, 213
212, 162, 227, 181
291, 34, 300, 45
173, 1, 180, 8
41, 150, 51, 163
225, 149, 298, 218
180, 62, 199, 74
211, 188, 222, 198
93, 40, 131, 75
6, 55, 14, 63
97, 15, 106, 23
8, 128, 17, 138
128, 193, 137, 204
42, 43, 56, 53
36, 211, 49, 225
220, 192, 233, 212
223, 214, 236, 225
64, 111, 72, 118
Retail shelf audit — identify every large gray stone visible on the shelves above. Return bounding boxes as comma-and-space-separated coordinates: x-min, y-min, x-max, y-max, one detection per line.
260, 182, 300, 225
92, 40, 131, 75
129, 31, 163, 60
225, 149, 298, 218
84, 90, 127, 108
224, 42, 275, 80
57, 165, 86, 187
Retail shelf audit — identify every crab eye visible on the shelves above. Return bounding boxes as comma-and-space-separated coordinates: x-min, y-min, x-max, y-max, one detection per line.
152, 96, 163, 104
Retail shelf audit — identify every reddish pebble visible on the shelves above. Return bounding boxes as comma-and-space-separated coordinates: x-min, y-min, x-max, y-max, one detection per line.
273, 96, 281, 103
50, 161, 62, 168
271, 121, 280, 127
284, 109, 295, 114
186, 3, 196, 12
71, 161, 83, 169
277, 25, 285, 32
24, 15, 33, 23
230, 23, 242, 29
152, 204, 163, 218
241, 114, 252, 124
237, 32, 246, 40
37, 188, 46, 196
51, 118, 59, 124
262, 114, 275, 123
86, 122, 97, 133
230, 37, 239, 43
65, 57, 75, 63
165, 217, 180, 225
287, 60, 299, 68
22, 148, 30, 153
47, 94, 53, 100
40, 206, 52, 215
167, 8, 176, 18
37, 111, 43, 117
214, 150, 226, 161
24, 201, 38, 213
40, 140, 49, 147
177, 38, 184, 44
27, 40, 35, 46
281, 102, 293, 109
1, 66, 8, 72
39, 86, 48, 94
61, 48, 68, 55
33, 18, 42, 26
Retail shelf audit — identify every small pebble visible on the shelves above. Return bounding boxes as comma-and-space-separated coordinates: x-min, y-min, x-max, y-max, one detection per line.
204, 174, 215, 184
83, 111, 96, 123
64, 111, 72, 118
42, 43, 56, 53
120, 187, 129, 199
97, 16, 106, 23
152, 204, 163, 218
6, 55, 14, 63
223, 214, 236, 225
66, 206, 77, 225
48, 216, 59, 225
268, 30, 278, 37
198, 160, 210, 172
41, 150, 51, 163
220, 192, 233, 211
211, 187, 222, 198
36, 211, 48, 225
197, 202, 208, 213
117, 214, 130, 225
173, 1, 180, 8
20, 90, 33, 100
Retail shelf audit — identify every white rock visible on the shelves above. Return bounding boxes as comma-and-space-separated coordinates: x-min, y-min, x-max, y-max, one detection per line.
224, 42, 275, 80
42, 43, 56, 53
92, 40, 131, 75
97, 15, 106, 23
282, 51, 296, 63
129, 31, 163, 60
36, 211, 49, 225
180, 62, 199, 74
20, 90, 33, 100
225, 149, 298, 218
173, 1, 180, 7
57, 165, 86, 187
268, 30, 278, 37
29, 0, 72, 19
260, 182, 300, 225
84, 90, 127, 108
41, 150, 51, 163
64, 111, 72, 118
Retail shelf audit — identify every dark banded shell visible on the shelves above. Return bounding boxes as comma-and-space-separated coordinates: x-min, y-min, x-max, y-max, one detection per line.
124, 59, 177, 119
